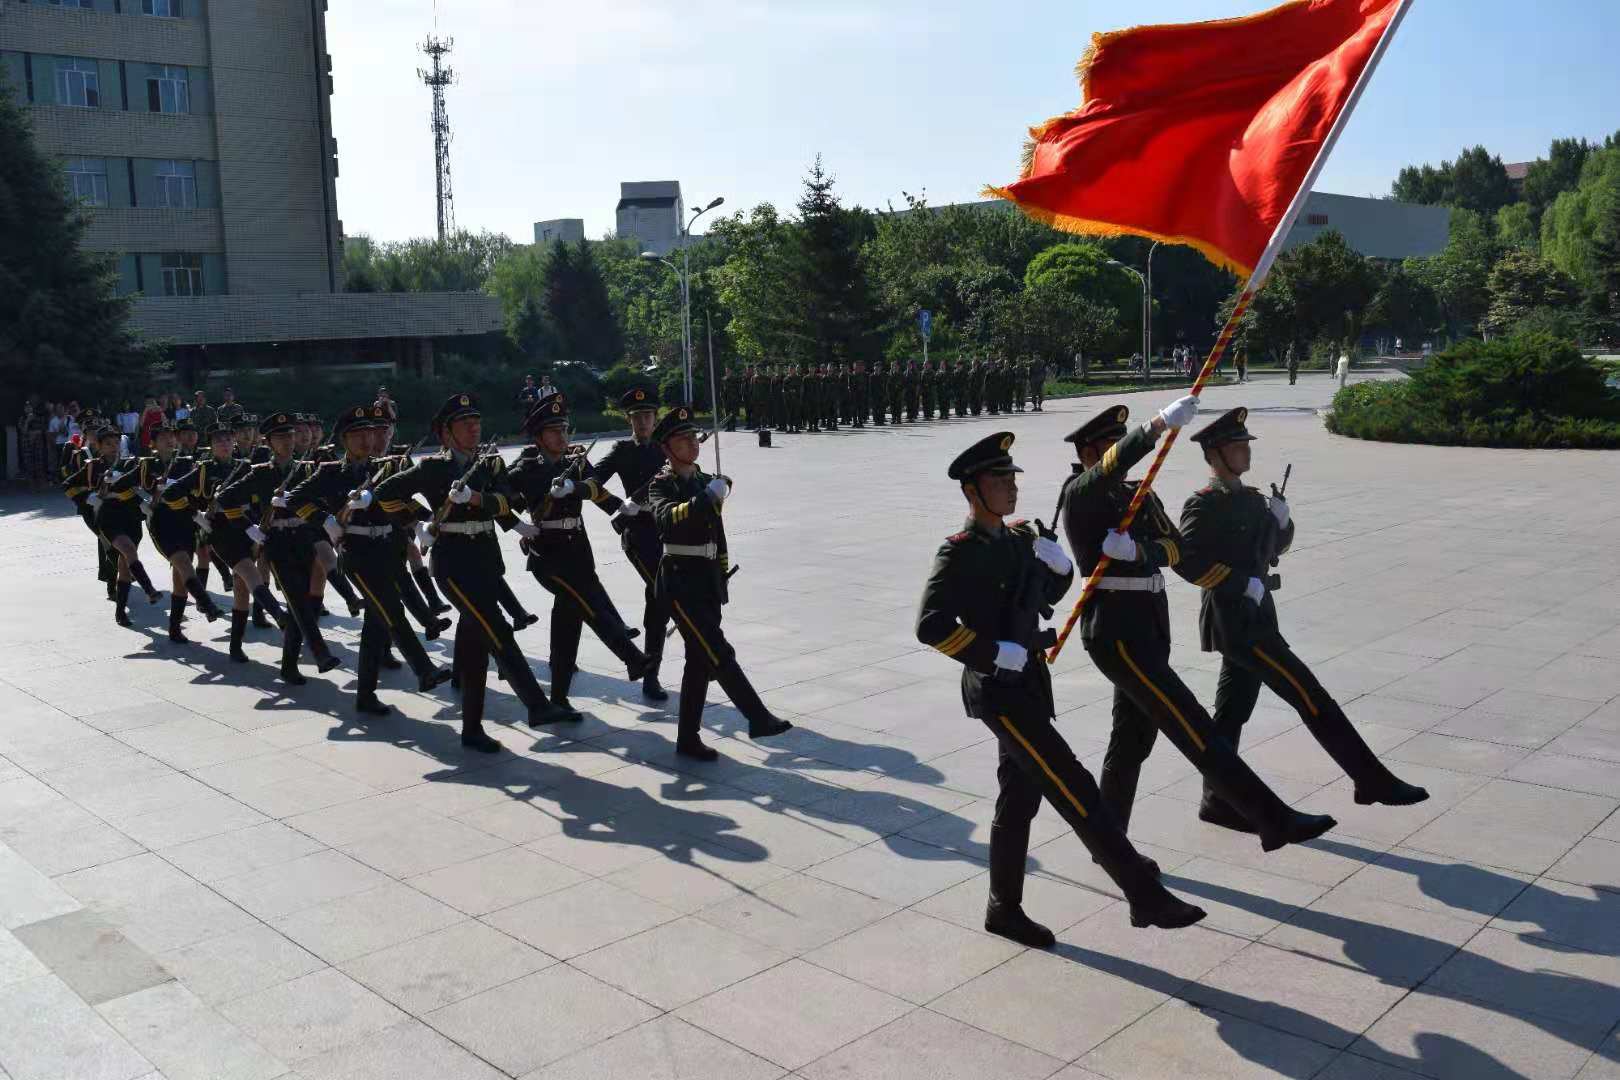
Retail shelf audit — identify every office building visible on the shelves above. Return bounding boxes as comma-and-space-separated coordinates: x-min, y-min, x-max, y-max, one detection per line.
615, 180, 683, 255
533, 217, 585, 246
1, 0, 498, 377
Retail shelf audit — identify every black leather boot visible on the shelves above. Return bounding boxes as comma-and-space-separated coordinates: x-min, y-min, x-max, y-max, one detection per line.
228, 609, 250, 662
114, 581, 132, 627
984, 824, 1055, 948
168, 596, 190, 644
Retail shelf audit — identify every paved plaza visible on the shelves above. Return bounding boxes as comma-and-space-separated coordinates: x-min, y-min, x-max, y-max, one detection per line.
4, 371, 1620, 1080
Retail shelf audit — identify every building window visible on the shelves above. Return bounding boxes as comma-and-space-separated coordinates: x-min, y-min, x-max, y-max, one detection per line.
45, 1, 97, 8
1307, 213, 1330, 226
142, 0, 185, 15
54, 57, 100, 108
161, 253, 204, 297
146, 65, 190, 114
155, 159, 196, 208
64, 157, 109, 207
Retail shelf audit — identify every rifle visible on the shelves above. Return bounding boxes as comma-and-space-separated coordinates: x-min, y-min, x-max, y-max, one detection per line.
341, 432, 431, 527
259, 451, 308, 533
993, 518, 1061, 685
1254, 463, 1293, 591
433, 436, 504, 528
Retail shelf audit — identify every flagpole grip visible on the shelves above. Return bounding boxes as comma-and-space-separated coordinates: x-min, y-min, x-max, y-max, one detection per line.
1047, 289, 1254, 663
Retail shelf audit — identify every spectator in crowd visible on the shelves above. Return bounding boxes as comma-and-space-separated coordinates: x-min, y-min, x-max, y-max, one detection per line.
117, 401, 140, 456
1337, 351, 1351, 388
375, 386, 393, 410
172, 392, 191, 423
537, 374, 559, 402
189, 390, 212, 430
139, 397, 166, 450
215, 387, 244, 424
517, 374, 540, 407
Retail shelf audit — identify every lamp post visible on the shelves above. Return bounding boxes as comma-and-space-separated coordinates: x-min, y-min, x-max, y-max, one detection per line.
643, 196, 724, 402
1108, 258, 1149, 378
1145, 240, 1160, 377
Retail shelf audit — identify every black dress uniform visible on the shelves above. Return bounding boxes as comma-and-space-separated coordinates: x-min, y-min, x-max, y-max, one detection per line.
249, 442, 340, 682
1059, 406, 1337, 847
1181, 408, 1428, 824
646, 405, 792, 760
209, 414, 296, 660
507, 395, 648, 715
152, 441, 235, 641
590, 387, 676, 700
63, 428, 118, 597
916, 431, 1206, 942
375, 393, 572, 751
95, 441, 169, 623
286, 405, 452, 715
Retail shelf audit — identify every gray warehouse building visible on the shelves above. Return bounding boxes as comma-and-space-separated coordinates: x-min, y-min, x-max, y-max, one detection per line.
0, 0, 499, 379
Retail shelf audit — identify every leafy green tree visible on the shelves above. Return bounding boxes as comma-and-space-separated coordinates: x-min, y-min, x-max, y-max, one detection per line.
1541, 147, 1620, 302
785, 156, 883, 364
1406, 209, 1500, 338
1248, 230, 1380, 357
1495, 203, 1538, 252
1481, 248, 1579, 336
708, 203, 798, 361
1448, 145, 1516, 215
1366, 262, 1442, 342
1392, 162, 1452, 205
0, 74, 158, 420
1022, 242, 1140, 352
344, 230, 514, 293
1523, 137, 1593, 225
984, 282, 1116, 366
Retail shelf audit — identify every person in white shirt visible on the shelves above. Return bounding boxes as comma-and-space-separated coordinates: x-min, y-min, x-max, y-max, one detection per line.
1336, 353, 1351, 388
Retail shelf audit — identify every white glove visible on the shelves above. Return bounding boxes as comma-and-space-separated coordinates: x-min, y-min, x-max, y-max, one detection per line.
549, 478, 575, 499
1157, 394, 1200, 430
322, 517, 343, 546
618, 500, 643, 517
246, 525, 267, 545
87, 493, 102, 509
418, 525, 436, 553
194, 512, 211, 532
513, 521, 540, 539
448, 484, 474, 505
705, 476, 729, 503
270, 494, 288, 509
1244, 577, 1265, 604
1269, 494, 1289, 529
347, 489, 372, 511
1101, 530, 1138, 562
1033, 536, 1072, 575
993, 641, 1029, 672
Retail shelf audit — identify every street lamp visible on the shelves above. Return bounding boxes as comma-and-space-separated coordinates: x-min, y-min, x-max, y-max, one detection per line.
1107, 258, 1149, 377
643, 196, 724, 401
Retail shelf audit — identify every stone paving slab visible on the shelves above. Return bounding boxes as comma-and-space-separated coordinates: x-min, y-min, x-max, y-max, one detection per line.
5, 372, 1620, 1078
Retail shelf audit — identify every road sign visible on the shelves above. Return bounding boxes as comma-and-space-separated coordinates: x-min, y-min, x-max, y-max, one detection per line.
918, 310, 932, 341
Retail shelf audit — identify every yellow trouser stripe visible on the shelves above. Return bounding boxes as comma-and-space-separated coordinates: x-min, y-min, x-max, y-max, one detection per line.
1254, 645, 1318, 717
548, 575, 596, 620
672, 599, 719, 666
1116, 641, 1206, 752
349, 571, 394, 630
445, 577, 501, 649
996, 715, 1086, 819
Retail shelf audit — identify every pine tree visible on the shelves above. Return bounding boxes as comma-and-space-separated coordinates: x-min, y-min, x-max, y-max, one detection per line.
567, 240, 624, 369
0, 74, 154, 418
787, 156, 882, 364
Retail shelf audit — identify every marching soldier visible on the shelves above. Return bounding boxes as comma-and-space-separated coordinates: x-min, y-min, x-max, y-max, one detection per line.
285, 405, 453, 716
94, 425, 169, 625
375, 393, 572, 750
67, 424, 122, 599
591, 387, 675, 700
646, 405, 793, 760
1058, 402, 1338, 847
209, 414, 296, 663
1180, 408, 1428, 826
508, 394, 649, 716
916, 431, 1206, 943
150, 424, 236, 642
258, 427, 343, 683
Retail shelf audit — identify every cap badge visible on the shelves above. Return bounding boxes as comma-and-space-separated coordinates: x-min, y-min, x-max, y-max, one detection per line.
1236, 408, 1248, 423
633, 390, 645, 401
459, 395, 470, 406
1116, 407, 1128, 422
679, 409, 689, 420
999, 435, 1013, 451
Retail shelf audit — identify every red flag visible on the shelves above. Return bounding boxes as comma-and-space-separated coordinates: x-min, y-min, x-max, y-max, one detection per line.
988, 0, 1404, 276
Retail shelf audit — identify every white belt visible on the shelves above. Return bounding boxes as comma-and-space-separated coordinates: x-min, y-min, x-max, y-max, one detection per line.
664, 542, 718, 559
269, 518, 309, 530
539, 517, 581, 531
438, 520, 495, 536
1092, 574, 1165, 593
344, 524, 394, 538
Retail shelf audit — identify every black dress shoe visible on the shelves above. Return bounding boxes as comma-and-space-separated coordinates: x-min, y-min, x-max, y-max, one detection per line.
675, 738, 720, 762
380, 652, 403, 670
229, 648, 250, 664
355, 697, 393, 717
626, 627, 641, 641
1198, 800, 1258, 834
425, 617, 452, 641
167, 630, 190, 644
626, 655, 648, 682
419, 666, 454, 692
1354, 777, 1430, 806
749, 716, 793, 739
251, 610, 274, 629
279, 666, 307, 686
985, 903, 1056, 948
115, 610, 132, 627
315, 653, 341, 674
642, 675, 669, 702
1128, 892, 1208, 929
460, 730, 502, 753
1261, 810, 1337, 852
527, 700, 578, 727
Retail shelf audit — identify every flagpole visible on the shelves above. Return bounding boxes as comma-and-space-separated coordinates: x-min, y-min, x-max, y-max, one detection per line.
1047, 0, 1413, 664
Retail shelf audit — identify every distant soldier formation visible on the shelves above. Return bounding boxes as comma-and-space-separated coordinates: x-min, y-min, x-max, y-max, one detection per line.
60, 389, 793, 762
727, 356, 1047, 433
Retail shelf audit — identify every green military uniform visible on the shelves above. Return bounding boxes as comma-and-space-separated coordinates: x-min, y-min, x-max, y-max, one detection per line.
1180, 407, 1428, 822
507, 394, 648, 714
646, 405, 792, 760
915, 430, 1204, 941
376, 392, 573, 750
850, 364, 868, 427
871, 365, 887, 425
1058, 405, 1334, 845
1030, 359, 1047, 411
721, 367, 741, 431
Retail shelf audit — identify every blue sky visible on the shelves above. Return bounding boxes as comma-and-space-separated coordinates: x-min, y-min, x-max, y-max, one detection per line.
327, 0, 1620, 244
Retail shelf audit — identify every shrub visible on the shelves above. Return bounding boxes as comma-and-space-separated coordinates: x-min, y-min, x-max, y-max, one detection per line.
1326, 332, 1620, 448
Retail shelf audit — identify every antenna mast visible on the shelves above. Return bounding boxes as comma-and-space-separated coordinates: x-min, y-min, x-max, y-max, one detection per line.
417, 30, 456, 240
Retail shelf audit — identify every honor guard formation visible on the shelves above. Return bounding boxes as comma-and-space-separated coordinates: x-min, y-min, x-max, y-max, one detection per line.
61, 386, 1427, 948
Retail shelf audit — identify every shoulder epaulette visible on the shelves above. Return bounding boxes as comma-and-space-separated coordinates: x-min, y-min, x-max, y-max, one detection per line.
946, 531, 971, 544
